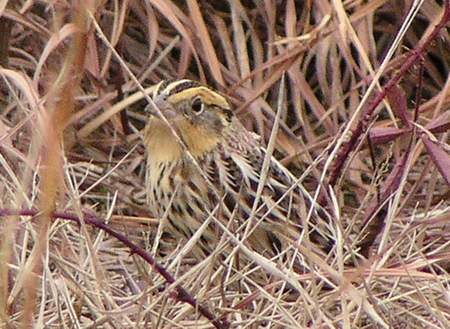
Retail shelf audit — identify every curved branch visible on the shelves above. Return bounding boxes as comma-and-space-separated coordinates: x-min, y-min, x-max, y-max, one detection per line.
329, 2, 450, 187
0, 208, 229, 329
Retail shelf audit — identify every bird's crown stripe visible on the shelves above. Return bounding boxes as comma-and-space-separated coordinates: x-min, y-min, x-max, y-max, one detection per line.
168, 87, 230, 109
156, 79, 201, 97
154, 79, 230, 109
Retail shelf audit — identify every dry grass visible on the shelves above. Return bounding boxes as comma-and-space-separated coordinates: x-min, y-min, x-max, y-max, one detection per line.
0, 1, 449, 328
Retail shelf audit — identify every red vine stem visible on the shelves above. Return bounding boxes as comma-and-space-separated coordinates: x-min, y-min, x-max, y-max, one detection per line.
328, 1, 450, 187
0, 209, 229, 329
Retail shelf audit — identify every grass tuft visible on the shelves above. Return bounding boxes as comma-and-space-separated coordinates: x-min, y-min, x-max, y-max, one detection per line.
0, 1, 449, 328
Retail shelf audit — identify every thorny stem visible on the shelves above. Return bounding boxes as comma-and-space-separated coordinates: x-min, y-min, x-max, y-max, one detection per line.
0, 208, 230, 329
328, 1, 450, 187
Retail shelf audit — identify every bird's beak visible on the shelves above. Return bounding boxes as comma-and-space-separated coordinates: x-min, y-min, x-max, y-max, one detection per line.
146, 95, 178, 120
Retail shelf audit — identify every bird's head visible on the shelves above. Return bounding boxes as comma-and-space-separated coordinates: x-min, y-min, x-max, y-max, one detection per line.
150, 79, 234, 136
145, 80, 236, 160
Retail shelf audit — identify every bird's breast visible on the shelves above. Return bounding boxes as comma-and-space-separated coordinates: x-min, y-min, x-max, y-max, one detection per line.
146, 155, 212, 216
146, 155, 219, 243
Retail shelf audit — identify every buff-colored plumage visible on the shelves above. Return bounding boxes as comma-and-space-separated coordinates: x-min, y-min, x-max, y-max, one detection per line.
144, 79, 331, 257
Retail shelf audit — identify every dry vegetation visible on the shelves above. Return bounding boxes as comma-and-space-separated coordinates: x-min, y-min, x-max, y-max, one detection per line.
0, 0, 449, 328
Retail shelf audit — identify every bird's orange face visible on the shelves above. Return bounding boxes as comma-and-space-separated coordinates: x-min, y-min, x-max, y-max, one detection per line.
151, 80, 234, 136
145, 80, 237, 161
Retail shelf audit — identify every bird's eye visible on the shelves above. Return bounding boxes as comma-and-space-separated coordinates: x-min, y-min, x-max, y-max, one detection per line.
191, 97, 204, 115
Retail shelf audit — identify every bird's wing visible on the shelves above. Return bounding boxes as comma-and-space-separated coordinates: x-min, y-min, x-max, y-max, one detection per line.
214, 133, 333, 252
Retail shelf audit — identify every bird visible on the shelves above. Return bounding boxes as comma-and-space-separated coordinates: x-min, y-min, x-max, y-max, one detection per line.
143, 79, 332, 259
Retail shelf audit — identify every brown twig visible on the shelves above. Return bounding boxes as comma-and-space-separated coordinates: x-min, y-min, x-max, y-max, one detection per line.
0, 208, 229, 329
328, 1, 450, 187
